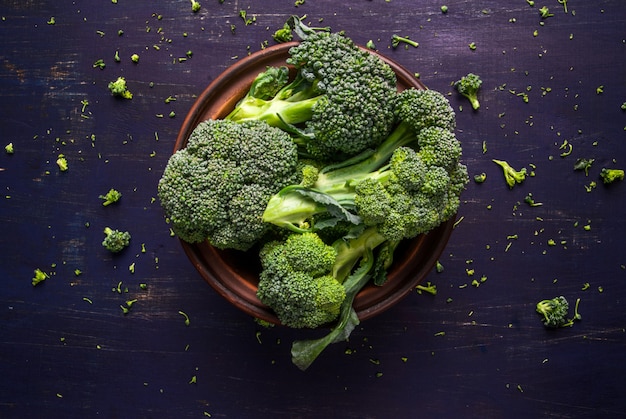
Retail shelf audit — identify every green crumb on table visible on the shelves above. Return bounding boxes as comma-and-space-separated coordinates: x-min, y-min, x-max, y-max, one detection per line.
32, 268, 49, 286
391, 34, 419, 49
56, 154, 68, 172
99, 188, 122, 206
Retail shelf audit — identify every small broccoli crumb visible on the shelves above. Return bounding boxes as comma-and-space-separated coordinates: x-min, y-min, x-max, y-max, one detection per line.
474, 172, 487, 183
108, 77, 133, 99
391, 34, 419, 49
441, 5, 448, 13
539, 6, 553, 18
5, 143, 14, 154
130, 53, 139, 63
416, 282, 437, 295
56, 154, 68, 172
190, 0, 200, 13
272, 22, 293, 43
99, 188, 122, 206
32, 268, 49, 286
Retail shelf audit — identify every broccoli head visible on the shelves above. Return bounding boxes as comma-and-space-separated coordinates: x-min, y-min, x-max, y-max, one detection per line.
536, 296, 570, 328
454, 73, 482, 110
157, 119, 299, 250
227, 20, 398, 160
257, 232, 345, 328
102, 227, 131, 253
600, 167, 624, 184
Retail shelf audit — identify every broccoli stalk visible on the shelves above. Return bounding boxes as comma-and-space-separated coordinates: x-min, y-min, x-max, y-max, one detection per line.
102, 227, 131, 253
454, 73, 482, 110
391, 34, 419, 49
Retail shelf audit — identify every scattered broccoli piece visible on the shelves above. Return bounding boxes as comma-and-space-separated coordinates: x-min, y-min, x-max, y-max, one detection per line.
536, 296, 569, 328
441, 5, 449, 13
157, 119, 299, 250
226, 17, 398, 160
99, 188, 122, 206
539, 6, 554, 18
56, 154, 68, 172
391, 34, 419, 48
454, 73, 482, 110
599, 168, 624, 184
262, 88, 466, 238
272, 22, 293, 43
5, 143, 14, 154
32, 268, 49, 286
257, 232, 345, 329
492, 159, 526, 188
190, 0, 201, 13
416, 281, 437, 295
573, 158, 594, 176
102, 227, 131, 253
108, 77, 133, 99
474, 172, 486, 183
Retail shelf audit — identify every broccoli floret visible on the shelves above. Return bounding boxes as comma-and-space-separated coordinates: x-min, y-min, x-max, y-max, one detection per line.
257, 232, 345, 329
272, 22, 293, 43
492, 159, 526, 188
108, 77, 133, 99
599, 167, 624, 184
157, 119, 299, 250
262, 87, 466, 237
454, 73, 482, 110
226, 17, 397, 160
190, 0, 201, 13
99, 188, 122, 206
102, 227, 131, 253
536, 296, 573, 328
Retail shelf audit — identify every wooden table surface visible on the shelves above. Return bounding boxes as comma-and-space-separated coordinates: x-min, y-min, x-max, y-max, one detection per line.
1, 1, 625, 417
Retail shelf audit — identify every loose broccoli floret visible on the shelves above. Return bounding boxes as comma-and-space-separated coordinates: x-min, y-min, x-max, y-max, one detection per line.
536, 296, 581, 328
190, 0, 201, 13
262, 87, 465, 237
32, 268, 49, 286
454, 73, 482, 110
5, 143, 14, 154
102, 227, 131, 253
99, 188, 122, 206
108, 77, 133, 99
599, 167, 624, 184
157, 119, 299, 250
492, 159, 526, 188
226, 17, 398, 160
257, 232, 345, 329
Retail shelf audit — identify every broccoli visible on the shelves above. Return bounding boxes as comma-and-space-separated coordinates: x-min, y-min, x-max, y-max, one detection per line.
108, 77, 133, 99
391, 34, 419, 49
99, 188, 122, 206
102, 227, 131, 253
257, 232, 346, 329
536, 296, 581, 328
272, 22, 293, 43
574, 158, 594, 176
454, 73, 482, 110
190, 0, 200, 13
262, 87, 465, 236
226, 16, 398, 160
492, 159, 526, 188
5, 142, 14, 154
599, 168, 624, 184
157, 119, 299, 250
32, 268, 49, 286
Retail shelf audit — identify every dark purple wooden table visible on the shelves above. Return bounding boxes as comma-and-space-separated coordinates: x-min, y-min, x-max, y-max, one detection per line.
1, 1, 625, 417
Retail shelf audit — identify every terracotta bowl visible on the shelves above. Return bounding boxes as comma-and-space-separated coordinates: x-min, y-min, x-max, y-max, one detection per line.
174, 42, 455, 325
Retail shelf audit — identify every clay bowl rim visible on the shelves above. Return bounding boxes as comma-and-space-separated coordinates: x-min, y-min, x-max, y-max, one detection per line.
172, 42, 456, 325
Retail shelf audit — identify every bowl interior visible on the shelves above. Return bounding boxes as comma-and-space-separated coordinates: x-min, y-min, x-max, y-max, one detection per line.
173, 42, 455, 324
